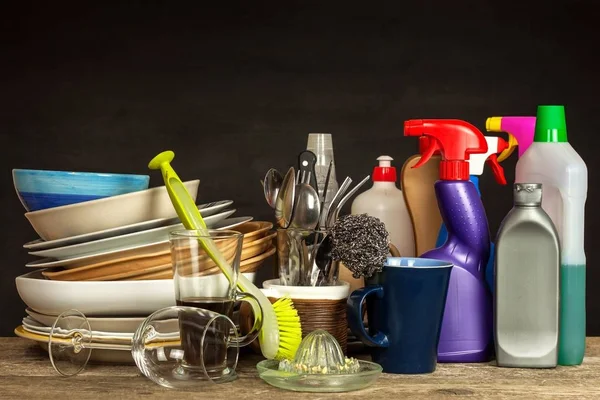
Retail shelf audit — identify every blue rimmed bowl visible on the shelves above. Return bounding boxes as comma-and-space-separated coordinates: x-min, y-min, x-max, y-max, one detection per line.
13, 169, 150, 212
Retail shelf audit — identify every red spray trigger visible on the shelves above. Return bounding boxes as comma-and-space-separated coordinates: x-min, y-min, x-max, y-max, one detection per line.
486, 154, 507, 185
404, 119, 488, 181
414, 137, 440, 169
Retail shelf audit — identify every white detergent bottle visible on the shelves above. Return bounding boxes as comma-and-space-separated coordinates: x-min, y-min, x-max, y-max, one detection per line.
515, 105, 588, 366
351, 155, 415, 257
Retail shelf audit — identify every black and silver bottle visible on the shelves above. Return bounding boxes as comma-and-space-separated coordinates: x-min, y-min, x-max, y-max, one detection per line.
494, 183, 560, 368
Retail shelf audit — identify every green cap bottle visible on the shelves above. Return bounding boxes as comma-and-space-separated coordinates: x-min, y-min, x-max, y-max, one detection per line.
534, 105, 568, 143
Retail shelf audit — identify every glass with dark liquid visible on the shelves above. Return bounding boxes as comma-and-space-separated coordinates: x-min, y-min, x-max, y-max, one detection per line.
169, 230, 263, 382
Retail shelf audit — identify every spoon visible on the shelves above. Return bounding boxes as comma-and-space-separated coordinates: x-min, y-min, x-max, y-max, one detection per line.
263, 168, 283, 209
289, 183, 321, 285
275, 167, 296, 228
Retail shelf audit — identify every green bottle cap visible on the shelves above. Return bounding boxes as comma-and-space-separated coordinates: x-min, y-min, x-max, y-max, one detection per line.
534, 105, 568, 142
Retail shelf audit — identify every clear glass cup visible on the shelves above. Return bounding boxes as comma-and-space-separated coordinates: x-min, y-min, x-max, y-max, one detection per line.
47, 306, 240, 388
169, 230, 263, 377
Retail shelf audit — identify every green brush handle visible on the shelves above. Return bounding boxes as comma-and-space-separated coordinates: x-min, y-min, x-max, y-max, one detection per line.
148, 151, 281, 359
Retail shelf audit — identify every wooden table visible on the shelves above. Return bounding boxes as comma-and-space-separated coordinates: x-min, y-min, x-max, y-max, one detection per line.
1, 337, 599, 399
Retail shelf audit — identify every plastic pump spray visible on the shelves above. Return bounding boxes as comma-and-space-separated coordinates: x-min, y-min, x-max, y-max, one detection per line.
405, 119, 497, 362
434, 136, 508, 295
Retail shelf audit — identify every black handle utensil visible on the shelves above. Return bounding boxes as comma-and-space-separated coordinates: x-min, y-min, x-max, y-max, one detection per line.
297, 150, 318, 194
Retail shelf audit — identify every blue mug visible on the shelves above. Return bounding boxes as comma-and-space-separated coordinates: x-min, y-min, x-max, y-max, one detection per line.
347, 257, 453, 374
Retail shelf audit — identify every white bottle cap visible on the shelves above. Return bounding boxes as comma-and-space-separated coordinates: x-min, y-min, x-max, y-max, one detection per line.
377, 155, 393, 167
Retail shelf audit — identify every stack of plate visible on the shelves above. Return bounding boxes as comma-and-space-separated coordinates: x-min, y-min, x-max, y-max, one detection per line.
13, 177, 276, 361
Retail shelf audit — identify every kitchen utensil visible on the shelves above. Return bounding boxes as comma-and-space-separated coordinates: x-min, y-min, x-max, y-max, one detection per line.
44, 307, 241, 385
275, 167, 296, 228
234, 221, 273, 243
263, 169, 283, 209
26, 209, 236, 268
297, 150, 318, 193
289, 184, 321, 285
324, 177, 352, 228
16, 269, 175, 316
24, 200, 236, 252
25, 179, 200, 241
148, 150, 302, 361
13, 169, 150, 212
256, 328, 381, 392
325, 175, 370, 228
348, 257, 453, 374
29, 223, 184, 259
321, 160, 333, 202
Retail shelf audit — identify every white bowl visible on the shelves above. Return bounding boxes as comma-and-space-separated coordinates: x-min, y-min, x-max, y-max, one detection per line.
16, 269, 256, 316
24, 180, 200, 241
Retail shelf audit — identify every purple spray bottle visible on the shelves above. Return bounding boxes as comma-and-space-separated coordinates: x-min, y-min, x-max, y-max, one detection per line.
405, 119, 502, 363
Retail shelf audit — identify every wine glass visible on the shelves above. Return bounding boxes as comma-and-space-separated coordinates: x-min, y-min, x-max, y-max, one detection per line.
47, 306, 240, 388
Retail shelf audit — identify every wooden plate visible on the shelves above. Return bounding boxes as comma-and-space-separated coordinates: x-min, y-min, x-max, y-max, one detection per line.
234, 221, 273, 243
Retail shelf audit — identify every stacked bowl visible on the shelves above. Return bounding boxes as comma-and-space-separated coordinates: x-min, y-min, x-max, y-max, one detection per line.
12, 169, 276, 362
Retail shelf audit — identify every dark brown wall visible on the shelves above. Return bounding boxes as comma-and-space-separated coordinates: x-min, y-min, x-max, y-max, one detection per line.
1, 1, 598, 336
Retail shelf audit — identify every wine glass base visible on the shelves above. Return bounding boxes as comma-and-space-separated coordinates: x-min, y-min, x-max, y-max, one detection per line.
48, 309, 92, 377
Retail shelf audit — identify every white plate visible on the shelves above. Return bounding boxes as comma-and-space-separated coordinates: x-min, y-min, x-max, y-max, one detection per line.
24, 180, 200, 241
22, 316, 134, 339
28, 203, 236, 259
25, 308, 144, 333
23, 200, 233, 251
22, 316, 178, 341
26, 209, 236, 268
16, 270, 257, 317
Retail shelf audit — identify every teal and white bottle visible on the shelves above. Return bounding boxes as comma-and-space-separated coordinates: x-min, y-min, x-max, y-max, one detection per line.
515, 105, 588, 366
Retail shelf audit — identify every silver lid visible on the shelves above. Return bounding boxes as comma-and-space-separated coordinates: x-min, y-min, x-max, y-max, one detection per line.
514, 183, 542, 206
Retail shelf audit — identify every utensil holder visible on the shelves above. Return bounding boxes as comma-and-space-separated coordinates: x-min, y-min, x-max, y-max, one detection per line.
266, 279, 350, 353
276, 228, 338, 286
238, 280, 350, 355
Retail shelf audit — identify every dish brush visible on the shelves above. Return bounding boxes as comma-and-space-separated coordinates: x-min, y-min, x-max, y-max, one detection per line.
148, 150, 302, 360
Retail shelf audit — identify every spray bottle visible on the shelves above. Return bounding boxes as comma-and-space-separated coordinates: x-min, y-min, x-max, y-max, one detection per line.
405, 119, 502, 362
435, 136, 508, 295
485, 117, 536, 161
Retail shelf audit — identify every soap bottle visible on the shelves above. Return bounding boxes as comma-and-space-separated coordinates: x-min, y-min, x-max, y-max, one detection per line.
515, 105, 588, 366
495, 183, 560, 368
405, 119, 500, 362
351, 155, 415, 257
435, 136, 509, 295
400, 138, 443, 255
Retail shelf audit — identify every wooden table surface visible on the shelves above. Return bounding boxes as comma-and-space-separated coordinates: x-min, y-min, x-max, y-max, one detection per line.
1, 337, 599, 399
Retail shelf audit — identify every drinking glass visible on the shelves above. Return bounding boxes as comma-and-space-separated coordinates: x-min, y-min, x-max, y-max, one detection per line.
47, 306, 240, 388
169, 230, 263, 377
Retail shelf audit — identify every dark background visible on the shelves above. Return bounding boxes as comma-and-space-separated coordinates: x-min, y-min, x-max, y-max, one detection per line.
1, 1, 598, 337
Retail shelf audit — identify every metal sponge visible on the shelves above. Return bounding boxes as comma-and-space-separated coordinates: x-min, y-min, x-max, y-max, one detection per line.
330, 214, 389, 279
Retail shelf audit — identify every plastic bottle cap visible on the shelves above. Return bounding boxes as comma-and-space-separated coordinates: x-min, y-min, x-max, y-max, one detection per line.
514, 183, 542, 206
373, 155, 396, 182
534, 105, 568, 143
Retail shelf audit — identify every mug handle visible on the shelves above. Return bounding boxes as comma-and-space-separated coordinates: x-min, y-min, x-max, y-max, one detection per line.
347, 286, 389, 348
232, 291, 263, 347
